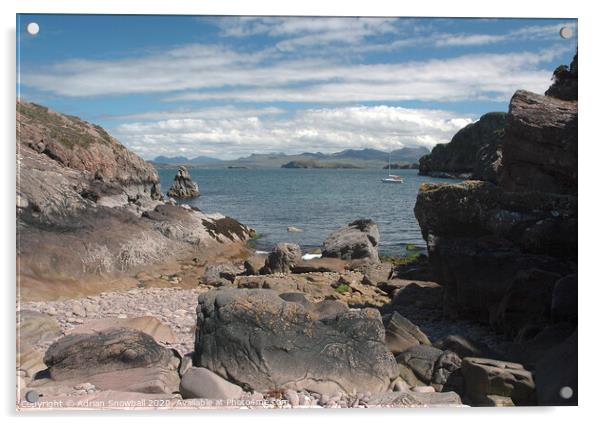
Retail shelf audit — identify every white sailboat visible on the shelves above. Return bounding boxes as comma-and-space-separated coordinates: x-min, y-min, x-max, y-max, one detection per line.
381, 152, 404, 183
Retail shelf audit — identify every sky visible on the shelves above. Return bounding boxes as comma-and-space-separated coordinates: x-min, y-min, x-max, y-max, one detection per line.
17, 15, 577, 160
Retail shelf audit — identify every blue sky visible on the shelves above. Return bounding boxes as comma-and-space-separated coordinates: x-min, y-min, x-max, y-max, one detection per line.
17, 15, 577, 160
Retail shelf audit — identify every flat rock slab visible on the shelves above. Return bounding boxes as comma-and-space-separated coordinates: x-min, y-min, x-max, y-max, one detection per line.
384, 312, 430, 355
194, 288, 398, 396
180, 367, 244, 399
29, 365, 180, 395
67, 316, 177, 345
462, 357, 536, 406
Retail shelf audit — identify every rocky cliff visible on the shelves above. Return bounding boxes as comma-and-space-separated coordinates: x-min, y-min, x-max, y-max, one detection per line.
413, 54, 578, 405
17, 101, 253, 290
418, 112, 507, 182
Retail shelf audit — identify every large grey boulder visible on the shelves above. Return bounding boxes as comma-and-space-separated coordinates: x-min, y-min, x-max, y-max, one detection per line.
167, 166, 200, 198
322, 219, 380, 263
193, 288, 398, 396
261, 243, 302, 274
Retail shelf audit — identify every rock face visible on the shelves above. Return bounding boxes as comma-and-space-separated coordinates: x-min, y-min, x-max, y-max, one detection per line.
413, 58, 577, 405
167, 166, 200, 198
193, 288, 398, 396
261, 243, 302, 274
500, 90, 577, 195
17, 101, 252, 286
414, 180, 576, 324
418, 112, 507, 183
322, 219, 380, 263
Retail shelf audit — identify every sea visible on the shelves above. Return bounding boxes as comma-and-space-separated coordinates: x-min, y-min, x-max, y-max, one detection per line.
157, 168, 456, 256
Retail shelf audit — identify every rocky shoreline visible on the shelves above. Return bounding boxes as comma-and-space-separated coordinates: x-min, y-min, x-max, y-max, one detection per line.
16, 54, 577, 409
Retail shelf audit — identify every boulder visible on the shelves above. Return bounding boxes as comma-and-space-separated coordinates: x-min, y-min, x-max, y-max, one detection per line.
261, 243, 302, 274
180, 367, 244, 399
383, 312, 430, 355
396, 345, 461, 391
462, 357, 536, 406
322, 219, 380, 263
355, 262, 393, 286
44, 328, 179, 386
201, 262, 244, 286
193, 288, 398, 396
167, 166, 200, 198
418, 112, 507, 183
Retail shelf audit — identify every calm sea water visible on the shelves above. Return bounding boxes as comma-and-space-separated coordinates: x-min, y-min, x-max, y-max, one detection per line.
158, 168, 456, 256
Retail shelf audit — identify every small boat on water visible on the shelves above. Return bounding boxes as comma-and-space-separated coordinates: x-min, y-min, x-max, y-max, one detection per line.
382, 174, 404, 183
381, 153, 404, 183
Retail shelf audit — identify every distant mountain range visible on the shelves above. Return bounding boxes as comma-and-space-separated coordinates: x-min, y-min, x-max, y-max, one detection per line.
153, 155, 224, 165
151, 147, 430, 169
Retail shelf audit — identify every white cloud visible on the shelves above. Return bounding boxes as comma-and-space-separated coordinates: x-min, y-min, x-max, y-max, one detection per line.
166, 49, 565, 104
22, 41, 568, 103
114, 105, 474, 160
102, 106, 285, 121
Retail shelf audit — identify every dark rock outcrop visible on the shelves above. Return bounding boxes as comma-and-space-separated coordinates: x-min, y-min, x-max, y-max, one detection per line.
322, 219, 380, 263
193, 288, 398, 396
167, 166, 200, 198
499, 90, 577, 195
415, 181, 576, 323
418, 112, 507, 182
545, 53, 578, 101
412, 58, 577, 405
